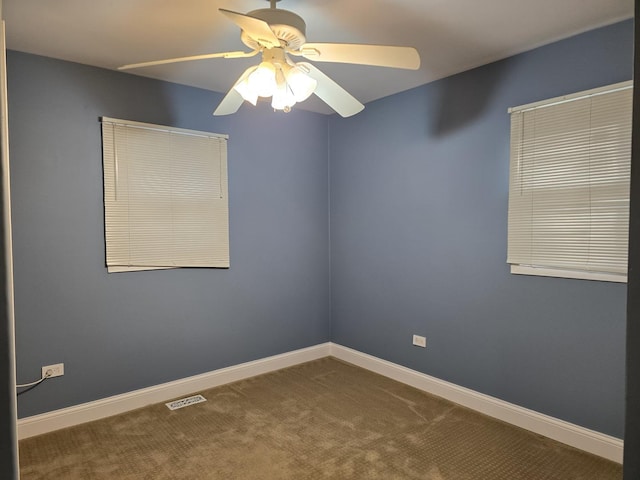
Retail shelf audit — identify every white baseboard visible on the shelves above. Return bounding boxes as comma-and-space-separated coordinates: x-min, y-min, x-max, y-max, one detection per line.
329, 343, 623, 463
18, 341, 623, 464
17, 343, 331, 440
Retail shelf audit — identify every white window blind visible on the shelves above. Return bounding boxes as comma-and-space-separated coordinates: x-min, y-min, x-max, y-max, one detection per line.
101, 118, 229, 273
507, 81, 632, 282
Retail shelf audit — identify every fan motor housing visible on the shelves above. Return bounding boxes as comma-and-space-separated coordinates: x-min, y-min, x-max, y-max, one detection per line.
241, 8, 307, 50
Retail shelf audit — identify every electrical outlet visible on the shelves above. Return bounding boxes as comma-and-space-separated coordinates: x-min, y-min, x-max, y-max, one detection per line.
412, 335, 427, 348
42, 363, 64, 378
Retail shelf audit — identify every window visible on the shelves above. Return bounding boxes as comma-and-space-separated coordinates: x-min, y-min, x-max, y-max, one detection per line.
507, 81, 632, 282
101, 118, 229, 273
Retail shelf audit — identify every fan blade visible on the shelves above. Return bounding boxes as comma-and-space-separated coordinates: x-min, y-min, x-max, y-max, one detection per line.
213, 90, 244, 117
298, 62, 364, 118
119, 50, 258, 70
219, 9, 280, 49
294, 43, 420, 70
213, 67, 255, 116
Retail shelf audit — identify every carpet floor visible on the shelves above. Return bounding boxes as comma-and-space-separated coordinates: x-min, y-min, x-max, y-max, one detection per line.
19, 357, 621, 479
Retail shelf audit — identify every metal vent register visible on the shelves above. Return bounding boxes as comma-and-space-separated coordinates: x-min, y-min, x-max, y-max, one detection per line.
165, 395, 207, 411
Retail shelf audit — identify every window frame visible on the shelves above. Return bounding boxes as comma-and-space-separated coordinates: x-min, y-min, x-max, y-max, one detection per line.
507, 81, 632, 283
101, 117, 230, 273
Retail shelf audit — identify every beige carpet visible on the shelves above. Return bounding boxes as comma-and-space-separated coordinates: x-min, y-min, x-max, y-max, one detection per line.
19, 357, 621, 479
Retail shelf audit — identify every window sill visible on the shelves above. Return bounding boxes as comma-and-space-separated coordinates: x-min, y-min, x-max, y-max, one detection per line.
510, 265, 627, 283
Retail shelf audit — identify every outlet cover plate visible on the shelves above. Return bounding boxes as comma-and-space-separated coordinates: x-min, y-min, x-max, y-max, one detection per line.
42, 363, 64, 378
412, 335, 427, 348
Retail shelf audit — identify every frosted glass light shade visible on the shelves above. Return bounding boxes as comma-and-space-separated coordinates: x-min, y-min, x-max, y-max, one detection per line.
286, 66, 317, 102
234, 67, 259, 105
272, 84, 297, 111
271, 65, 295, 111
247, 62, 277, 98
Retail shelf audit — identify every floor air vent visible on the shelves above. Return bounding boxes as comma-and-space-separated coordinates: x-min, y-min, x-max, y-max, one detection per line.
165, 394, 207, 411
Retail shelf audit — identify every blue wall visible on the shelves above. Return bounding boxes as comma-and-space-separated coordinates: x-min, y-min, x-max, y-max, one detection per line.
329, 20, 632, 438
8, 52, 331, 417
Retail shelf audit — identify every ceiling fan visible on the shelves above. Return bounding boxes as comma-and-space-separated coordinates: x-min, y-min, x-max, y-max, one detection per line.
119, 0, 421, 117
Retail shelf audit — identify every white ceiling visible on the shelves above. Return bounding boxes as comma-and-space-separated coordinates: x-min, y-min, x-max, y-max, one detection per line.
3, 0, 634, 115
